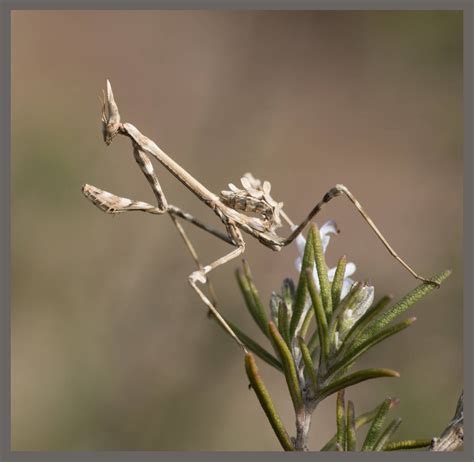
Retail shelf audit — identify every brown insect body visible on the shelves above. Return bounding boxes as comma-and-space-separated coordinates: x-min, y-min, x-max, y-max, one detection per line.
219, 190, 274, 221
219, 174, 283, 232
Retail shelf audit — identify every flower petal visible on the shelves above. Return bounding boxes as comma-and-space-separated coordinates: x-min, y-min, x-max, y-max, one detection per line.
327, 266, 337, 281
312, 266, 322, 291
344, 262, 357, 278
293, 229, 307, 256
294, 256, 303, 273
319, 220, 339, 253
340, 278, 355, 300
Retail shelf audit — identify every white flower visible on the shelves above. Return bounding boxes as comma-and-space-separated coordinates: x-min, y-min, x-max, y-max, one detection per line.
293, 220, 356, 300
293, 220, 376, 351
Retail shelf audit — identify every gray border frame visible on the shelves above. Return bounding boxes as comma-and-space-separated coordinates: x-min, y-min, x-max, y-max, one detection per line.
1, 0, 472, 460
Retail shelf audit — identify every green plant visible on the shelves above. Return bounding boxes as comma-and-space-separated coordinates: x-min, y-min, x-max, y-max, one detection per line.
224, 222, 450, 451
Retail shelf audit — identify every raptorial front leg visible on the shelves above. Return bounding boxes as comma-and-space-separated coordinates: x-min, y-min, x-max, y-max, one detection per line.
188, 225, 248, 351
82, 184, 233, 243
82, 184, 167, 215
132, 144, 168, 212
130, 142, 233, 305
282, 184, 438, 286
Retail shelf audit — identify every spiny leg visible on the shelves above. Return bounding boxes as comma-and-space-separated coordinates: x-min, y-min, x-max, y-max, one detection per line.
132, 144, 168, 211
282, 184, 438, 286
188, 224, 248, 352
170, 214, 219, 307
82, 184, 166, 215
167, 206, 234, 245
83, 183, 226, 310
82, 184, 233, 245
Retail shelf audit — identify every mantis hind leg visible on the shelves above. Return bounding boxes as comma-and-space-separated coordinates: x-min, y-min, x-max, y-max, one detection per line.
281, 184, 438, 287
188, 225, 248, 351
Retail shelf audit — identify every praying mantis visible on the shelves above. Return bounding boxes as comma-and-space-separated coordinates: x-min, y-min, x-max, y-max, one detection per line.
82, 80, 437, 353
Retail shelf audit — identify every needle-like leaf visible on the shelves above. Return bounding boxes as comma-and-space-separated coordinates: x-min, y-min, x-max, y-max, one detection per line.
327, 282, 364, 349
328, 318, 416, 379
354, 270, 451, 347
346, 400, 356, 451
227, 321, 282, 372
299, 308, 314, 339
373, 418, 402, 451
331, 256, 347, 309
281, 278, 295, 310
244, 353, 295, 451
298, 336, 318, 395
306, 267, 329, 368
308, 329, 319, 353
311, 223, 333, 315
316, 369, 399, 403
278, 299, 291, 347
321, 397, 400, 451
290, 227, 316, 337
383, 439, 432, 451
243, 261, 270, 334
269, 321, 303, 412
336, 295, 392, 356
361, 398, 392, 451
236, 264, 269, 337
336, 390, 346, 450
357, 397, 400, 427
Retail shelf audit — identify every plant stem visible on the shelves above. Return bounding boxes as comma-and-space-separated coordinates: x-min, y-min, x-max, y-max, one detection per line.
294, 405, 313, 451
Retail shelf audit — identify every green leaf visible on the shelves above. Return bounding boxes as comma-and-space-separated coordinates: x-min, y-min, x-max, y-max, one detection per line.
346, 400, 356, 451
269, 292, 281, 327
236, 269, 268, 337
383, 439, 432, 451
281, 278, 295, 310
290, 227, 316, 337
299, 308, 314, 339
321, 397, 400, 451
269, 321, 303, 412
307, 328, 319, 353
357, 397, 399, 427
336, 390, 346, 450
374, 418, 402, 451
355, 270, 451, 347
361, 398, 392, 451
331, 256, 347, 309
327, 282, 364, 349
228, 321, 282, 372
239, 261, 270, 337
311, 223, 333, 315
337, 295, 392, 356
316, 369, 399, 403
328, 318, 416, 379
278, 299, 291, 347
244, 353, 295, 451
306, 267, 329, 368
298, 336, 318, 395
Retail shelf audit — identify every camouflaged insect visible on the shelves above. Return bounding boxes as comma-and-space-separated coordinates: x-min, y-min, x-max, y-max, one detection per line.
83, 80, 439, 354
219, 173, 284, 232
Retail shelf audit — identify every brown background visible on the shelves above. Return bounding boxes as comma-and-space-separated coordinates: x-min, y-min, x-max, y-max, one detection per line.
12, 11, 462, 451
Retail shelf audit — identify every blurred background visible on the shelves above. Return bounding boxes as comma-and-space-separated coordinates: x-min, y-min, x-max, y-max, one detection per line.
11, 11, 462, 451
